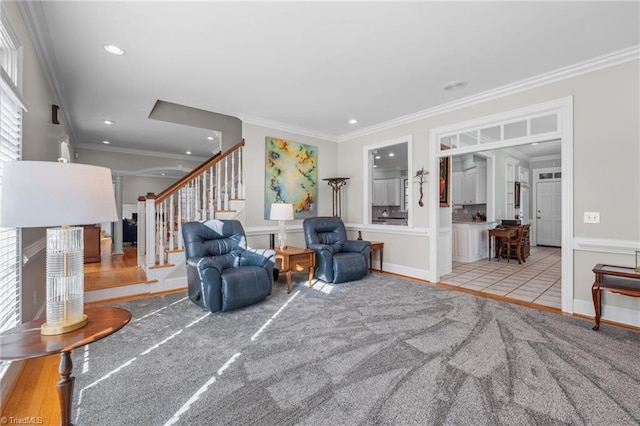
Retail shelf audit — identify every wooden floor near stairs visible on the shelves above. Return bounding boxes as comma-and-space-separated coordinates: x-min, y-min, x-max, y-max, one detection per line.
85, 244, 151, 291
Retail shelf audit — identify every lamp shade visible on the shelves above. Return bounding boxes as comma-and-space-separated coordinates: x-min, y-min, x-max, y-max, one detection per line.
269, 203, 293, 221
0, 161, 118, 227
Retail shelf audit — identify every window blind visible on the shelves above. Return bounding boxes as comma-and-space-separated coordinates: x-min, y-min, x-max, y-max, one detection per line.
0, 69, 23, 336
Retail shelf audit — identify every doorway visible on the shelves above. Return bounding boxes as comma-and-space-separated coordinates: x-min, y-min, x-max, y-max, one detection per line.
533, 170, 562, 247
429, 97, 574, 313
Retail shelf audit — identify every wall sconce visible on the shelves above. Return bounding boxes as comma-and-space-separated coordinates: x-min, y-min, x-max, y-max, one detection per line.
414, 167, 429, 207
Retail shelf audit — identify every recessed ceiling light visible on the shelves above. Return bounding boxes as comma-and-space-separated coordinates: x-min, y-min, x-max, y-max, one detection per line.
373, 164, 377, 168
102, 119, 115, 125
162, 172, 166, 176
185, 150, 192, 155
104, 44, 125, 55
375, 155, 381, 159
389, 152, 395, 157
102, 140, 110, 144
207, 136, 215, 140
442, 81, 468, 91
348, 119, 358, 124
531, 142, 539, 146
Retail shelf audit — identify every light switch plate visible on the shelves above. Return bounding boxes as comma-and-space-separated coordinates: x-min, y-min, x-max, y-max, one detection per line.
584, 212, 600, 223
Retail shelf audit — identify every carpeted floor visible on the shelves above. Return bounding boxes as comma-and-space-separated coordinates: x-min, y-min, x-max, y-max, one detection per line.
72, 274, 640, 425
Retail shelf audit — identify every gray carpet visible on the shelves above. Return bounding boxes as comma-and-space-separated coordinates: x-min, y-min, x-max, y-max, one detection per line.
72, 274, 640, 425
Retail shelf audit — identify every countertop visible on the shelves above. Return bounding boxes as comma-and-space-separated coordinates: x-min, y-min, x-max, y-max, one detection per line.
452, 221, 496, 228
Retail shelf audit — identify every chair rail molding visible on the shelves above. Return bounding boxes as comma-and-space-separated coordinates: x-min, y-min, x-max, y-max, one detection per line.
573, 237, 640, 256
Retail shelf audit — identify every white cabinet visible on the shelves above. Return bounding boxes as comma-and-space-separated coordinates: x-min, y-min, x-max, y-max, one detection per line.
452, 172, 463, 205
373, 180, 386, 206
458, 166, 486, 204
373, 178, 400, 206
452, 223, 492, 262
475, 166, 487, 203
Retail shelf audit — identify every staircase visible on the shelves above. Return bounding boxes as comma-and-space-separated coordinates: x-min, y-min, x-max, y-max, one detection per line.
135, 139, 246, 292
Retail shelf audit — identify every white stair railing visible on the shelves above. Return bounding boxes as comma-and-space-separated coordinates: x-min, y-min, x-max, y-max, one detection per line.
137, 140, 245, 268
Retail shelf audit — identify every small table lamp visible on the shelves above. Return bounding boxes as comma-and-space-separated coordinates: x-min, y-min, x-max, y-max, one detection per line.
269, 203, 293, 249
0, 161, 118, 335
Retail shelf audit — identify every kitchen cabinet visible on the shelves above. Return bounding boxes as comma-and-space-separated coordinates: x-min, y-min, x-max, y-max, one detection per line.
458, 166, 486, 204
373, 177, 400, 206
452, 222, 493, 262
452, 172, 463, 205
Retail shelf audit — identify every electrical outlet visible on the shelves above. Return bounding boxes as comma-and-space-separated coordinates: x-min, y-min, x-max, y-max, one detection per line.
584, 212, 600, 224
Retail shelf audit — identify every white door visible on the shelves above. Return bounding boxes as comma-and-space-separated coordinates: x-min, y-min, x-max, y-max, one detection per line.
536, 181, 561, 246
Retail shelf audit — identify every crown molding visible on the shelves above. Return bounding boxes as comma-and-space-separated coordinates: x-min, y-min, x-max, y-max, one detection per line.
239, 114, 339, 143
18, 1, 79, 147
112, 165, 193, 178
338, 45, 640, 142
530, 154, 561, 163
76, 143, 208, 162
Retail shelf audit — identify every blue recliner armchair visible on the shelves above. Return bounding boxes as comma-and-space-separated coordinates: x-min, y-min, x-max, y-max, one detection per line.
303, 216, 371, 283
182, 220, 275, 313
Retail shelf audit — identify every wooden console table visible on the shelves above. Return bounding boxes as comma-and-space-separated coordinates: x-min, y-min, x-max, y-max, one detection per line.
0, 307, 131, 425
274, 246, 315, 293
592, 264, 640, 330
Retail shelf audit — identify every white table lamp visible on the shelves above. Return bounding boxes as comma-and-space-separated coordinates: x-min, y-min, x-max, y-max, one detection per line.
0, 161, 118, 335
269, 203, 293, 249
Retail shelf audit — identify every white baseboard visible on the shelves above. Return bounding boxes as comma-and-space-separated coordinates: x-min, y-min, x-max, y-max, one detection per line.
574, 299, 640, 329
380, 263, 431, 282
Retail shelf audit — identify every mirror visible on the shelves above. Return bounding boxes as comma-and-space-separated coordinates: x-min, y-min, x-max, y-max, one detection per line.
368, 141, 409, 226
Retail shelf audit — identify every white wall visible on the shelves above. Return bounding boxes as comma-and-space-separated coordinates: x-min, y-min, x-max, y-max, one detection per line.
241, 123, 338, 249
336, 59, 640, 318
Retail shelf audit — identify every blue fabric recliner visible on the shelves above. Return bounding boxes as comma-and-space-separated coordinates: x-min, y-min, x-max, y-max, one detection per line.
303, 216, 371, 284
182, 220, 275, 313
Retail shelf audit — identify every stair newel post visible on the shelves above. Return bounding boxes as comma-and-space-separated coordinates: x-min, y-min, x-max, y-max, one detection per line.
224, 156, 229, 210
201, 171, 208, 220
195, 175, 200, 220
169, 194, 175, 251
216, 162, 222, 211
238, 147, 244, 199
208, 166, 214, 220
145, 193, 157, 267
158, 201, 166, 265
177, 188, 183, 249
137, 195, 146, 268
231, 150, 236, 200
185, 183, 191, 222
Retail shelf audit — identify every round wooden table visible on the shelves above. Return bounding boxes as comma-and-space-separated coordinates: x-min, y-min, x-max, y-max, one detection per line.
0, 307, 131, 425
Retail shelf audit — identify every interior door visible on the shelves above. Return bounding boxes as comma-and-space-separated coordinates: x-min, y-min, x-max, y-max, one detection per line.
536, 181, 561, 246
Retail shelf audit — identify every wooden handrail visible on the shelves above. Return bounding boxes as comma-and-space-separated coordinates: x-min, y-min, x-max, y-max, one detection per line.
155, 139, 245, 204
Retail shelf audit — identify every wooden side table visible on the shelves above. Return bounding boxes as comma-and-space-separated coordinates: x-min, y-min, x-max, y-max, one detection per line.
370, 241, 384, 272
274, 246, 315, 293
0, 307, 131, 425
591, 264, 640, 330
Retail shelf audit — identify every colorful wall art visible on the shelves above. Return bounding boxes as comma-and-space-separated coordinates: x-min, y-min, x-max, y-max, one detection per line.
264, 137, 318, 219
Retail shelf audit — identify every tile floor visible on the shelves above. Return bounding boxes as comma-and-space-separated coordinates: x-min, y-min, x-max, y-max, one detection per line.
440, 246, 561, 309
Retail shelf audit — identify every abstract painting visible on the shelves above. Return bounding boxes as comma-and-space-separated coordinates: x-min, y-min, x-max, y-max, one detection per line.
264, 137, 317, 219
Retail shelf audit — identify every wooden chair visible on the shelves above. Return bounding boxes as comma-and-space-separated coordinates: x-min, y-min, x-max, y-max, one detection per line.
498, 225, 528, 264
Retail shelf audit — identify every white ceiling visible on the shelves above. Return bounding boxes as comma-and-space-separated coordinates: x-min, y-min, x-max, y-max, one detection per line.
23, 1, 640, 159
